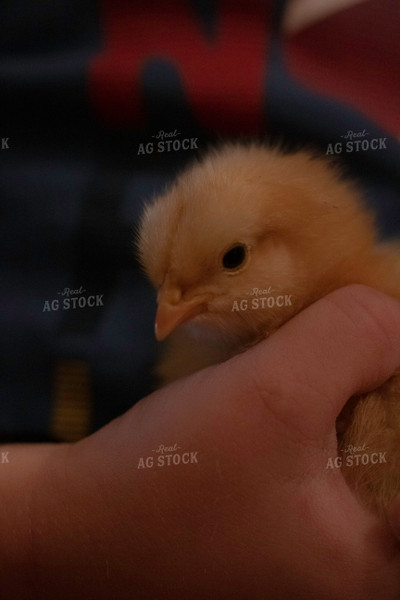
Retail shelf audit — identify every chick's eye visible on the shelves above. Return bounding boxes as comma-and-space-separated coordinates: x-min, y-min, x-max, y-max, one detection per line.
222, 244, 247, 271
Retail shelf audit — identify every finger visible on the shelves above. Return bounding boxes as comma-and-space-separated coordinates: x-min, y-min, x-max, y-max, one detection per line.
230, 285, 400, 440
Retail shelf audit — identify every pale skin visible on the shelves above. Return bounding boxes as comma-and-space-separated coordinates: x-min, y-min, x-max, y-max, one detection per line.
1, 285, 400, 599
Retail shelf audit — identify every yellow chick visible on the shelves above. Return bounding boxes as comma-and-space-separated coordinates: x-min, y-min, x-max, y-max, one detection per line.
137, 143, 400, 515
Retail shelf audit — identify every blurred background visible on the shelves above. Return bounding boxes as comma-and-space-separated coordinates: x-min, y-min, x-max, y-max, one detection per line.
0, 0, 399, 442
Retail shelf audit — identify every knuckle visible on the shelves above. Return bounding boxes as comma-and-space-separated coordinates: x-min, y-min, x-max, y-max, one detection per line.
325, 285, 400, 357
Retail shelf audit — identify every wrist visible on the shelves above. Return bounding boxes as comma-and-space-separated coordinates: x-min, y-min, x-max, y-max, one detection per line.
0, 443, 70, 599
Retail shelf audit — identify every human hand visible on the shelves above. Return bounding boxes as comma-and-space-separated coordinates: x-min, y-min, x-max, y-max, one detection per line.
10, 285, 400, 599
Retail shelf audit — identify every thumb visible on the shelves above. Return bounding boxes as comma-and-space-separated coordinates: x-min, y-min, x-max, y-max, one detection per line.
230, 285, 400, 441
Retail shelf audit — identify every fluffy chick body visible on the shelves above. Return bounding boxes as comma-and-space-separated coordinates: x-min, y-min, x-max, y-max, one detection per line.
138, 143, 400, 515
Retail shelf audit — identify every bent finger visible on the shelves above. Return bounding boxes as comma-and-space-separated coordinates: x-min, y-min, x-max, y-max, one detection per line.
231, 285, 400, 440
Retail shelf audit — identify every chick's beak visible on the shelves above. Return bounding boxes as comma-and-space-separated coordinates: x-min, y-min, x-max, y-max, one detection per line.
155, 283, 211, 341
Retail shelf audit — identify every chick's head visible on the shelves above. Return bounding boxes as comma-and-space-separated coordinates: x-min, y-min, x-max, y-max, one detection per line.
137, 144, 376, 345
